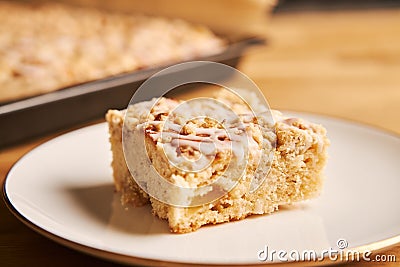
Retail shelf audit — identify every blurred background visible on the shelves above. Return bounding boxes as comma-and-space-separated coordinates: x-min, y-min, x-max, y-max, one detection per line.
170, 0, 400, 135
0, 0, 399, 266
1, 0, 399, 148
1, 0, 399, 147
243, 0, 400, 134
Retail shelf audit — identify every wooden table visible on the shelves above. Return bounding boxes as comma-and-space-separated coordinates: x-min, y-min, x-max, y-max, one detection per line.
1, 9, 399, 266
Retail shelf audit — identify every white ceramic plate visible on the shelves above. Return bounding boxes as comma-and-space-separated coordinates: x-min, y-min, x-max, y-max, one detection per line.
4, 113, 400, 266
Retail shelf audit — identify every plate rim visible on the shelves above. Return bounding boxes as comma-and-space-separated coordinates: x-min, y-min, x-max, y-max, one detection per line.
2, 112, 400, 266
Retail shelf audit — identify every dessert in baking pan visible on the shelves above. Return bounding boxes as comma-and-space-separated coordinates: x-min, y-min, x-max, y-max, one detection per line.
0, 2, 225, 102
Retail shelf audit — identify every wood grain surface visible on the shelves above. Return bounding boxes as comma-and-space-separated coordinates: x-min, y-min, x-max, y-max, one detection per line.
1, 9, 399, 267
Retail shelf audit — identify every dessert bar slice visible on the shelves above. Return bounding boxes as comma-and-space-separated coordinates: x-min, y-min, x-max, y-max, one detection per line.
106, 92, 329, 233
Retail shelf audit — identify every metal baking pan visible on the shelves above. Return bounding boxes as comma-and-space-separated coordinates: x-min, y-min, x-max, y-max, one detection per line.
0, 36, 265, 148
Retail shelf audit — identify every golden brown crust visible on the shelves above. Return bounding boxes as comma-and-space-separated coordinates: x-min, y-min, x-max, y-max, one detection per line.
106, 110, 150, 206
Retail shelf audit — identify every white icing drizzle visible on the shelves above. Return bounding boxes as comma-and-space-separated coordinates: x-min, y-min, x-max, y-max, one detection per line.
141, 116, 260, 162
